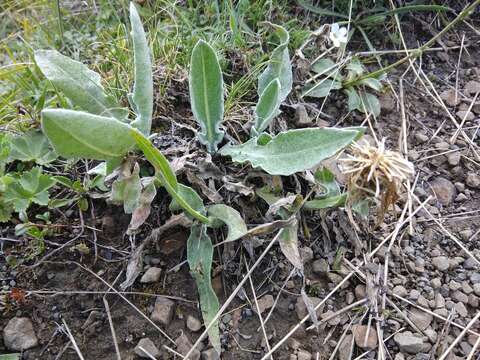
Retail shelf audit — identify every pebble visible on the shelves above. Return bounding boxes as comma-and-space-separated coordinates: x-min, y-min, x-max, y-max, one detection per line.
201, 348, 219, 360
465, 80, 480, 96
455, 302, 468, 317
432, 256, 450, 271
466, 172, 480, 188
354, 285, 366, 300
256, 295, 274, 314
435, 293, 445, 308
300, 247, 314, 263
186, 315, 202, 332
338, 335, 354, 360
134, 338, 160, 358
410, 289, 420, 301
431, 278, 441, 289
471, 273, 480, 284
474, 283, 480, 296
452, 290, 469, 304
415, 133, 429, 144
456, 110, 474, 121
447, 152, 461, 166
176, 333, 200, 360
151, 297, 175, 326
409, 308, 432, 330
295, 296, 323, 320
429, 178, 456, 206
312, 259, 329, 275
393, 285, 408, 298
140, 267, 162, 283
440, 89, 460, 107
394, 331, 431, 354
3, 317, 38, 351
297, 349, 312, 360
353, 324, 377, 349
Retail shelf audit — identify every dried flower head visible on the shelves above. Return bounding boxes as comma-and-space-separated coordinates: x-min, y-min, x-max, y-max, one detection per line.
340, 138, 414, 225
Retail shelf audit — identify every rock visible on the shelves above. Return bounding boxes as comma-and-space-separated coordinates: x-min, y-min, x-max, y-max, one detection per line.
409, 308, 432, 330
462, 281, 473, 295
338, 334, 354, 360
415, 133, 429, 144
140, 267, 162, 283
176, 333, 200, 360
201, 348, 219, 360
186, 315, 202, 332
447, 152, 461, 166
465, 80, 480, 96
432, 256, 450, 271
474, 283, 480, 296
327, 272, 344, 285
456, 110, 474, 121
393, 285, 408, 298
3, 317, 38, 351
297, 349, 312, 360
256, 295, 274, 315
455, 302, 468, 317
410, 289, 420, 301
469, 294, 479, 308
471, 273, 480, 284
435, 293, 445, 308
424, 328, 437, 343
429, 178, 456, 206
134, 338, 160, 358
294, 104, 311, 127
312, 259, 329, 275
440, 89, 460, 107
354, 285, 366, 300
295, 296, 322, 320
379, 94, 395, 113
431, 278, 442, 289
151, 297, 175, 326
353, 325, 377, 349
394, 332, 430, 354
466, 172, 480, 188
300, 247, 314, 263
394, 354, 405, 360
452, 290, 469, 304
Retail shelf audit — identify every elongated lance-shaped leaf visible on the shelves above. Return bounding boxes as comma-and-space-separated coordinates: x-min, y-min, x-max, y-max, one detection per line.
220, 127, 363, 176
187, 224, 221, 353
189, 40, 224, 152
130, 129, 210, 224
258, 23, 292, 103
207, 204, 247, 242
252, 78, 281, 136
34, 50, 127, 120
41, 109, 135, 160
128, 3, 153, 136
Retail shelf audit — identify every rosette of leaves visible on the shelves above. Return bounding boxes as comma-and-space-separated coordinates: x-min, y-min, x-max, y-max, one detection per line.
302, 57, 383, 117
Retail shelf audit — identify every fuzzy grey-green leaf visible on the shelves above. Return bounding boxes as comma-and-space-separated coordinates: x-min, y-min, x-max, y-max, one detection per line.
34, 50, 127, 119
129, 3, 153, 135
252, 78, 281, 135
220, 128, 362, 176
258, 23, 292, 103
207, 204, 247, 242
41, 109, 135, 160
8, 130, 57, 165
189, 40, 224, 152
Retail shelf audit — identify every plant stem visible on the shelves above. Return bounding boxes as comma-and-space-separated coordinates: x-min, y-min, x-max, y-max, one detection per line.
345, 0, 480, 86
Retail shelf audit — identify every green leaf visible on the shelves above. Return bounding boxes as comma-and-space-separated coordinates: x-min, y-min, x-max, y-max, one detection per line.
357, 5, 452, 25
129, 3, 153, 136
297, 0, 349, 18
258, 23, 292, 103
359, 78, 383, 92
0, 354, 21, 360
358, 91, 381, 117
34, 50, 127, 119
314, 167, 340, 197
304, 193, 347, 210
252, 78, 281, 135
110, 162, 141, 214
207, 204, 247, 242
345, 88, 361, 111
302, 79, 342, 98
311, 58, 341, 80
0, 198, 14, 222
189, 40, 224, 153
8, 131, 57, 165
130, 129, 209, 224
3, 167, 56, 213
170, 184, 206, 216
220, 127, 363, 176
41, 109, 135, 160
187, 224, 220, 353
0, 134, 10, 175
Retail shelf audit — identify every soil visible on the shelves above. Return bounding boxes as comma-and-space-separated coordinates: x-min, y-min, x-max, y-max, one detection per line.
2, 6, 480, 360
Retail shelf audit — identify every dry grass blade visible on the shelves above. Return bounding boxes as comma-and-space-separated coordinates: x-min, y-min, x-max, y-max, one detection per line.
438, 311, 480, 360
61, 318, 85, 360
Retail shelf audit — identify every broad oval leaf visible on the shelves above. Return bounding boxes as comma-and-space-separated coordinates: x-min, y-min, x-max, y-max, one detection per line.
304, 193, 347, 210
129, 3, 153, 136
34, 50, 127, 119
258, 23, 292, 103
358, 91, 381, 117
302, 79, 342, 98
207, 204, 247, 242
187, 224, 221, 353
359, 77, 383, 91
41, 109, 135, 160
252, 78, 281, 136
189, 40, 224, 153
220, 127, 363, 176
8, 130, 57, 165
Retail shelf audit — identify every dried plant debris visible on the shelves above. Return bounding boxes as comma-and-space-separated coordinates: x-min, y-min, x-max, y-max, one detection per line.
340, 138, 414, 226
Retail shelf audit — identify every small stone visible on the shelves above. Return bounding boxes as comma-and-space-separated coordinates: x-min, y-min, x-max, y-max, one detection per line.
3, 317, 38, 351
452, 291, 469, 304
394, 331, 430, 354
201, 348, 219, 360
353, 325, 377, 349
140, 267, 162, 283
327, 272, 344, 285
462, 281, 473, 295
435, 293, 445, 308
468, 294, 479, 308
300, 247, 314, 263
151, 297, 175, 326
354, 285, 366, 300
424, 328, 437, 343
447, 152, 461, 166
186, 315, 202, 332
465, 80, 480, 96
295, 296, 322, 320
440, 89, 460, 107
466, 172, 480, 188
415, 133, 429, 144
455, 302, 468, 317
474, 283, 480, 296
256, 295, 274, 315
431, 278, 442, 289
379, 94, 395, 113
409, 308, 432, 330
410, 289, 420, 301
434, 308, 448, 318
430, 178, 457, 206
394, 354, 405, 360
312, 259, 329, 275
338, 335, 354, 360
456, 110, 474, 121
417, 296, 430, 308
297, 349, 312, 360
393, 285, 408, 298
176, 333, 200, 360
455, 193, 468, 202
471, 273, 480, 284
134, 338, 160, 359
432, 256, 450, 271
449, 280, 461, 291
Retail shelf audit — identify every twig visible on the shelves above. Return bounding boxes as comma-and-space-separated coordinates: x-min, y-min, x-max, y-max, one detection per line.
62, 319, 85, 360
